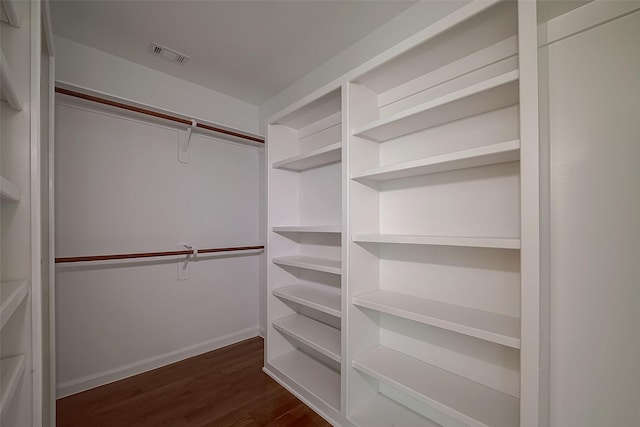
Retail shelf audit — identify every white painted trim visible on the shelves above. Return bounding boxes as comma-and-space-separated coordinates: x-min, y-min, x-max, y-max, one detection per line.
30, 1, 43, 425
258, 326, 265, 338
538, 0, 640, 47
42, 0, 55, 57
56, 327, 259, 398
518, 2, 542, 426
48, 55, 56, 427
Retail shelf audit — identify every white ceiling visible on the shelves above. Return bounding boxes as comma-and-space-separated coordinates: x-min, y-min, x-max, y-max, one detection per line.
50, 0, 417, 106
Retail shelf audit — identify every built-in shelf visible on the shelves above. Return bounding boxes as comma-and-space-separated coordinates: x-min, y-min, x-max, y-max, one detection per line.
273, 255, 342, 275
271, 350, 341, 411
353, 71, 519, 142
0, 355, 26, 417
353, 346, 519, 427
0, 47, 23, 111
273, 225, 341, 233
272, 142, 342, 171
0, 280, 28, 330
353, 289, 520, 348
350, 394, 440, 427
273, 314, 341, 363
352, 140, 520, 181
352, 234, 520, 249
0, 176, 21, 202
273, 284, 341, 318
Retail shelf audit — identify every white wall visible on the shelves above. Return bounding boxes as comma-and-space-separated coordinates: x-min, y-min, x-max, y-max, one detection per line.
55, 36, 260, 135
55, 100, 261, 397
543, 9, 640, 426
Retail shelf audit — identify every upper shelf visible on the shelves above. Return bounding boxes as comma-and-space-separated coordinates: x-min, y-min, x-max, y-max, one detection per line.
1, 280, 28, 330
272, 142, 342, 171
272, 314, 341, 363
353, 346, 519, 427
0, 176, 21, 202
0, 47, 23, 111
353, 289, 520, 348
352, 140, 520, 181
0, 355, 26, 417
272, 255, 342, 275
273, 284, 341, 318
352, 234, 520, 250
352, 71, 519, 142
273, 225, 341, 234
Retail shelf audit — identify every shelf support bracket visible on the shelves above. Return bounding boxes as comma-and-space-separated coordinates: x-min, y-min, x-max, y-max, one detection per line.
177, 244, 197, 280
178, 119, 197, 164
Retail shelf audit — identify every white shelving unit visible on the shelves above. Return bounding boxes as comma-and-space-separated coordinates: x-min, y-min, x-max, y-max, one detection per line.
0, 280, 29, 330
265, 87, 345, 424
0, 355, 26, 418
0, 176, 21, 202
266, 1, 540, 425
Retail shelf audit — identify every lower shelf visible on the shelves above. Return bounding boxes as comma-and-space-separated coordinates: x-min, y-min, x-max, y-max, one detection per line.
350, 393, 440, 427
272, 255, 342, 275
352, 346, 519, 427
272, 284, 342, 318
271, 350, 341, 411
1, 280, 29, 330
0, 355, 26, 416
273, 314, 341, 362
0, 176, 20, 202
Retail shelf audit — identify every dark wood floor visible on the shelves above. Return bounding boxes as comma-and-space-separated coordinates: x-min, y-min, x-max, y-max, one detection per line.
57, 337, 331, 426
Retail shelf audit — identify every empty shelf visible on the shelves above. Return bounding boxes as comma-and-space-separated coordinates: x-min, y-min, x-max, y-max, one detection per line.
0, 355, 26, 417
0, 176, 20, 202
273, 314, 341, 362
1, 280, 28, 330
273, 225, 341, 233
353, 346, 519, 427
271, 349, 341, 411
353, 71, 519, 142
0, 47, 23, 110
353, 289, 520, 348
273, 255, 341, 275
352, 140, 520, 181
273, 284, 341, 318
352, 234, 520, 249
272, 142, 342, 171
350, 393, 440, 427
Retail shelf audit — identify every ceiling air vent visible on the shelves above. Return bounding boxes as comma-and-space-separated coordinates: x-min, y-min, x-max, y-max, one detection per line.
148, 42, 190, 66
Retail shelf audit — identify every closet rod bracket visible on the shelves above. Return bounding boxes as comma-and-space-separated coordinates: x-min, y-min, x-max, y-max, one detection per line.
178, 119, 197, 164
178, 243, 196, 280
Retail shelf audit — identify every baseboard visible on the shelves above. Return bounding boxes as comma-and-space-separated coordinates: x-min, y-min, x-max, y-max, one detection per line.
57, 326, 259, 398
258, 326, 265, 338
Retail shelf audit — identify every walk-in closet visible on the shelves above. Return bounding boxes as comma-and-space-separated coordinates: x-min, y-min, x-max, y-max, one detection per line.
1, 1, 638, 426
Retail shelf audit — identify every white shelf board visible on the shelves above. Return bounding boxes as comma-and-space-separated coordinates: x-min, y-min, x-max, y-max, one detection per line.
352, 140, 520, 181
272, 142, 341, 171
273, 284, 341, 318
273, 255, 342, 275
353, 71, 519, 142
353, 346, 519, 427
0, 355, 26, 417
353, 289, 520, 348
272, 314, 341, 363
0, 280, 28, 330
271, 349, 341, 411
273, 225, 341, 233
350, 393, 440, 427
0, 176, 21, 202
352, 234, 520, 249
0, 47, 23, 110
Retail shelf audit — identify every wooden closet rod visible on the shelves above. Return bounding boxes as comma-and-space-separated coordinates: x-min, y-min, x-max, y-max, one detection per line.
55, 87, 265, 144
55, 245, 265, 263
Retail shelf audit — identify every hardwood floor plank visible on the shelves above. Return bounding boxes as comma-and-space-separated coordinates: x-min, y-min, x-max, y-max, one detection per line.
57, 337, 331, 427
